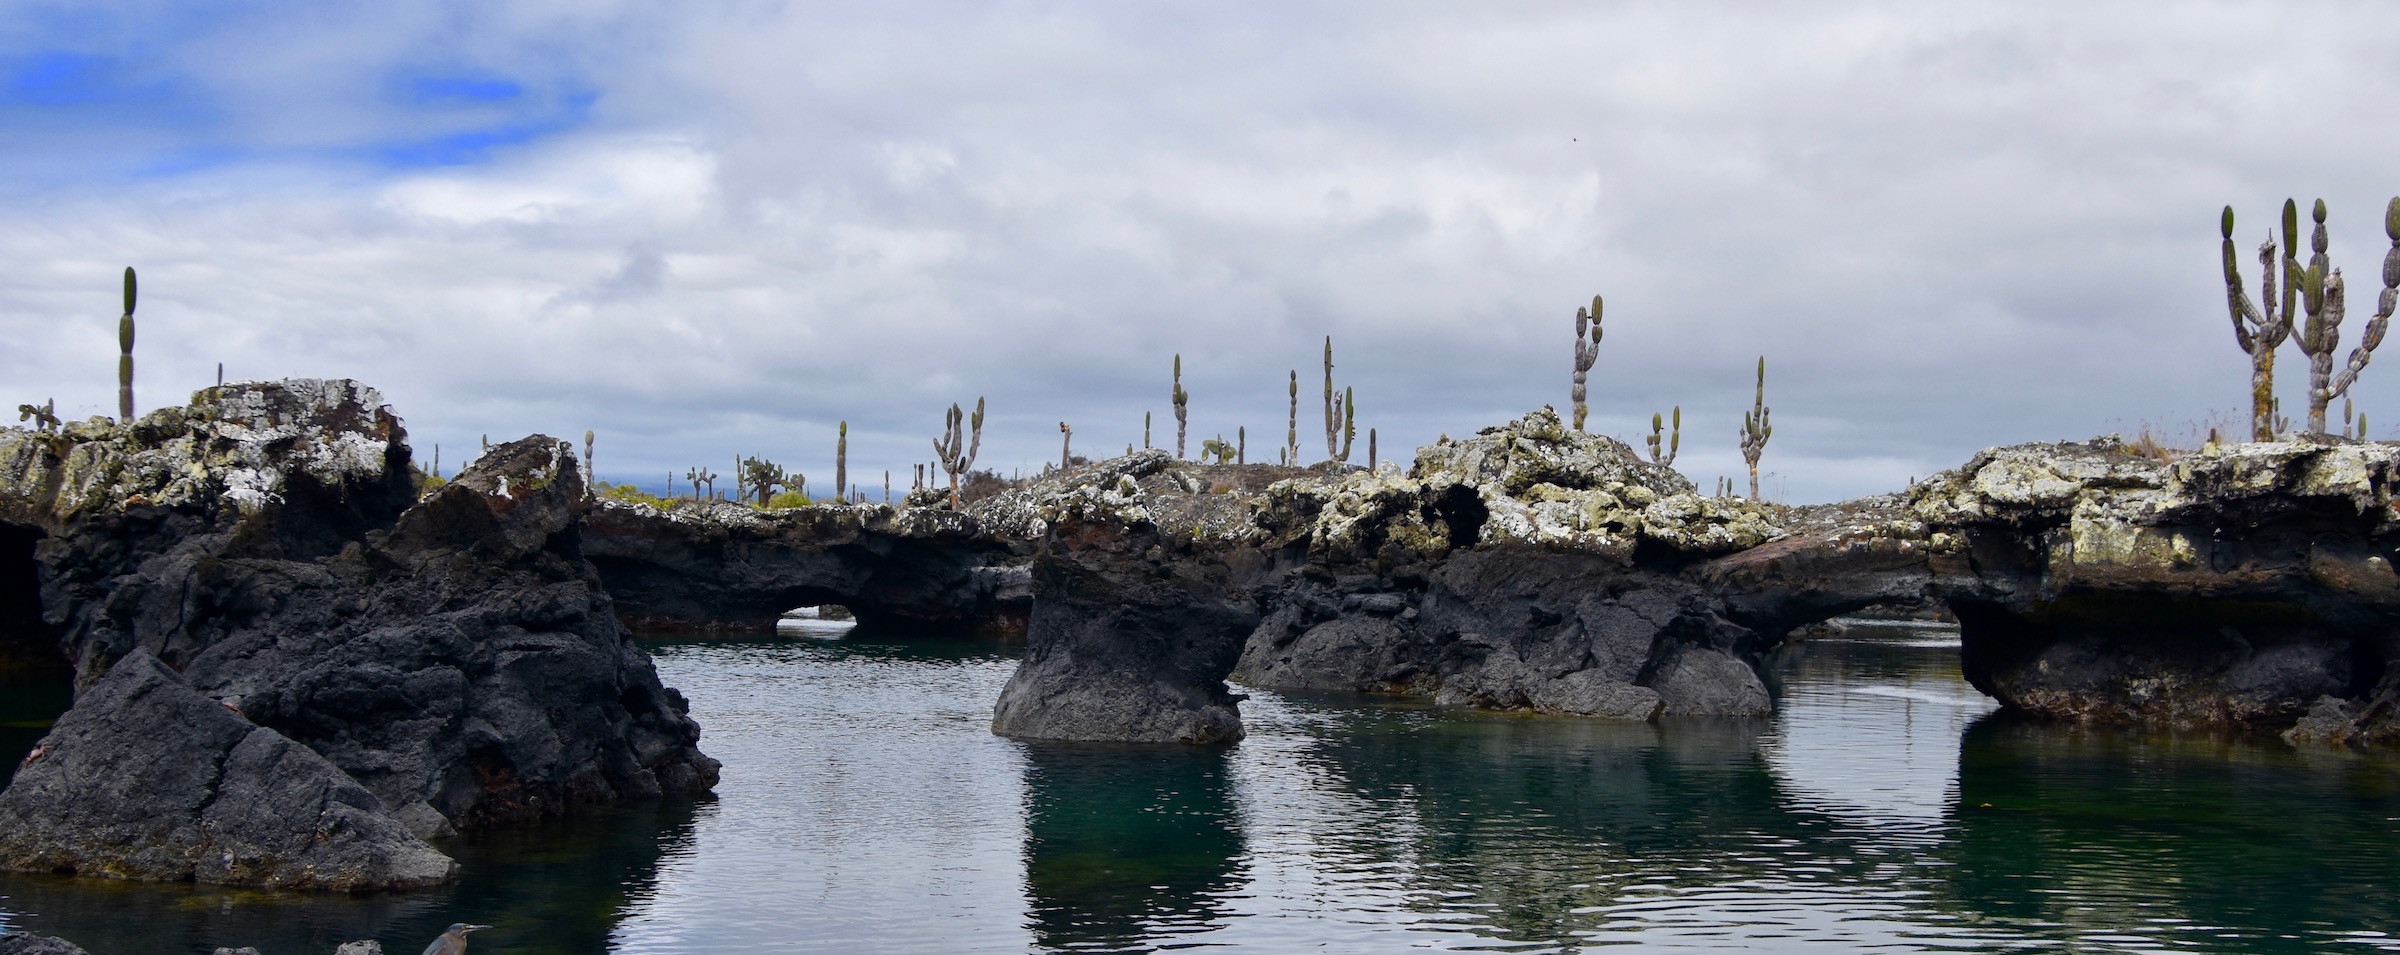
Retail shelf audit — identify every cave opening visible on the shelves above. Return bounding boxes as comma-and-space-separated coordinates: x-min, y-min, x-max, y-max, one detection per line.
0, 522, 71, 789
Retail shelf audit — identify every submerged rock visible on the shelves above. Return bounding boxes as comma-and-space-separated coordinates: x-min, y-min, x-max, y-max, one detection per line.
0, 933, 91, 955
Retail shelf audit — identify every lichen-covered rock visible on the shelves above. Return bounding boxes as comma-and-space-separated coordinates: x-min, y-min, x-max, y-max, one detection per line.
0, 381, 718, 880
1705, 434, 2400, 746
0, 651, 456, 891
997, 412, 1787, 744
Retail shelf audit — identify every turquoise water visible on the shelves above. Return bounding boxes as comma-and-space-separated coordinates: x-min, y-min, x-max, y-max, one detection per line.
4, 621, 2399, 953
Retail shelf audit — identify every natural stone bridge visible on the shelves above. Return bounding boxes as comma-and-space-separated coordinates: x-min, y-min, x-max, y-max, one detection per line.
582, 498, 1033, 637
4, 380, 2398, 897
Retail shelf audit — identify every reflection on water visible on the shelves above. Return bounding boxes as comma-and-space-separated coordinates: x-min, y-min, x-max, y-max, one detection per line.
5, 622, 2400, 953
1020, 743, 1244, 951
0, 797, 701, 955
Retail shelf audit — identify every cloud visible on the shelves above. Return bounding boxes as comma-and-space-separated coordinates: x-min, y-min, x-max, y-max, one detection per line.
3, 2, 2398, 502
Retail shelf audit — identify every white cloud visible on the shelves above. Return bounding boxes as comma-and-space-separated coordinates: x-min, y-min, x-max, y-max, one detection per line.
5, 2, 2400, 501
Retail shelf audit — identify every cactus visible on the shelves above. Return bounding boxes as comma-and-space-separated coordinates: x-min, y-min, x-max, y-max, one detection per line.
1368, 428, 1377, 471
1172, 354, 1190, 460
884, 470, 891, 504
1201, 435, 1234, 465
1144, 411, 1152, 450
2223, 204, 2296, 441
932, 397, 985, 508
117, 267, 136, 422
1648, 406, 1680, 466
16, 399, 59, 433
1321, 338, 1354, 462
1059, 421, 1073, 469
1571, 294, 1601, 432
582, 430, 595, 496
1285, 370, 1300, 466
431, 444, 439, 480
2288, 197, 2400, 434
1237, 426, 1245, 465
835, 422, 849, 502
1739, 357, 1771, 500
685, 465, 717, 500
740, 455, 790, 505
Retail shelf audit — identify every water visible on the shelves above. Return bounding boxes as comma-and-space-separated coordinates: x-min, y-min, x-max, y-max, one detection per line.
4, 620, 2399, 953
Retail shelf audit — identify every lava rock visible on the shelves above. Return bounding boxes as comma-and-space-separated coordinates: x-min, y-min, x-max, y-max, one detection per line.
0, 650, 455, 891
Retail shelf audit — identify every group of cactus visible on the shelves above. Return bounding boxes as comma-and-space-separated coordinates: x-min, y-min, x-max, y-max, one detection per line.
1570, 292, 1768, 499
2222, 196, 2400, 441
1149, 341, 1362, 469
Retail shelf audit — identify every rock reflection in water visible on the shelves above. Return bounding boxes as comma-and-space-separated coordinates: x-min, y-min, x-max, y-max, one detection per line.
1948, 714, 2400, 953
1282, 704, 1809, 947
0, 795, 703, 955
1018, 742, 1245, 952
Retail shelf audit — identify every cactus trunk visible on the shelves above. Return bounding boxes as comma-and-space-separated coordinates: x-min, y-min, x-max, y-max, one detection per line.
1172, 354, 1189, 460
1571, 295, 1600, 432
117, 267, 136, 422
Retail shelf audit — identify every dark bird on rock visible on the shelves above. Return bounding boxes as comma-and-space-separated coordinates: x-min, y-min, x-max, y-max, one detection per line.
421, 924, 491, 955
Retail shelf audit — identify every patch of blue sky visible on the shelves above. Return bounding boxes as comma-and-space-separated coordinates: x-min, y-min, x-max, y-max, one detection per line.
371, 87, 597, 168
407, 75, 525, 105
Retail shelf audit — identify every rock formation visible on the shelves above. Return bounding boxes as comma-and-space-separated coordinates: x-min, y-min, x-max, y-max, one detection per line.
996, 414, 2400, 749
0, 650, 455, 890
1706, 435, 2400, 746
0, 381, 717, 890
994, 410, 1789, 743
583, 496, 1032, 637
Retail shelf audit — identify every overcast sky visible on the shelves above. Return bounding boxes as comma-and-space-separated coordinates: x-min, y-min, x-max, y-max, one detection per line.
4, 2, 2397, 503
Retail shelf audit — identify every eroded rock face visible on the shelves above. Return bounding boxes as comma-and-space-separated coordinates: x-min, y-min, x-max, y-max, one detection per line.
994, 412, 1786, 743
0, 381, 718, 890
1706, 435, 2400, 745
0, 651, 455, 891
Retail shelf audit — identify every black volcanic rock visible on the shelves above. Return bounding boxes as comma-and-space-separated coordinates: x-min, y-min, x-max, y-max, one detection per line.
0, 380, 717, 890
992, 452, 1256, 743
993, 413, 1785, 743
1705, 436, 2400, 745
0, 650, 455, 890
582, 496, 1030, 636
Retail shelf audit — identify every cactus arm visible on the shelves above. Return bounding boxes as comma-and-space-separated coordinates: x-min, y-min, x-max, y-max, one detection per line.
2332, 199, 2400, 401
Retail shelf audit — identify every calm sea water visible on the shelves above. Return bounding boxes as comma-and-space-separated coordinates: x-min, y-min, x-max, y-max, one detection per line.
3, 620, 2398, 954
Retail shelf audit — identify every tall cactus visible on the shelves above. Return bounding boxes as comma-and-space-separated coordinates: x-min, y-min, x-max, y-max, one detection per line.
1236, 425, 1245, 465
582, 430, 595, 497
1571, 295, 1601, 432
1322, 337, 1353, 462
835, 421, 849, 503
932, 397, 985, 508
117, 267, 136, 422
1059, 421, 1073, 469
1144, 411, 1152, 450
2223, 203, 2296, 441
1285, 370, 1300, 466
1172, 354, 1190, 460
1367, 428, 1377, 471
1739, 357, 1772, 500
1648, 406, 1680, 466
2292, 197, 2400, 433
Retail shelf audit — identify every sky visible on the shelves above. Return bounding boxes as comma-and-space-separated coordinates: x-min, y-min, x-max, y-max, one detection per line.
3, 2, 2398, 503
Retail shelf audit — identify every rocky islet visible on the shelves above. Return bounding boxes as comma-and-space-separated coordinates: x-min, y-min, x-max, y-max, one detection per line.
2, 380, 2397, 908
